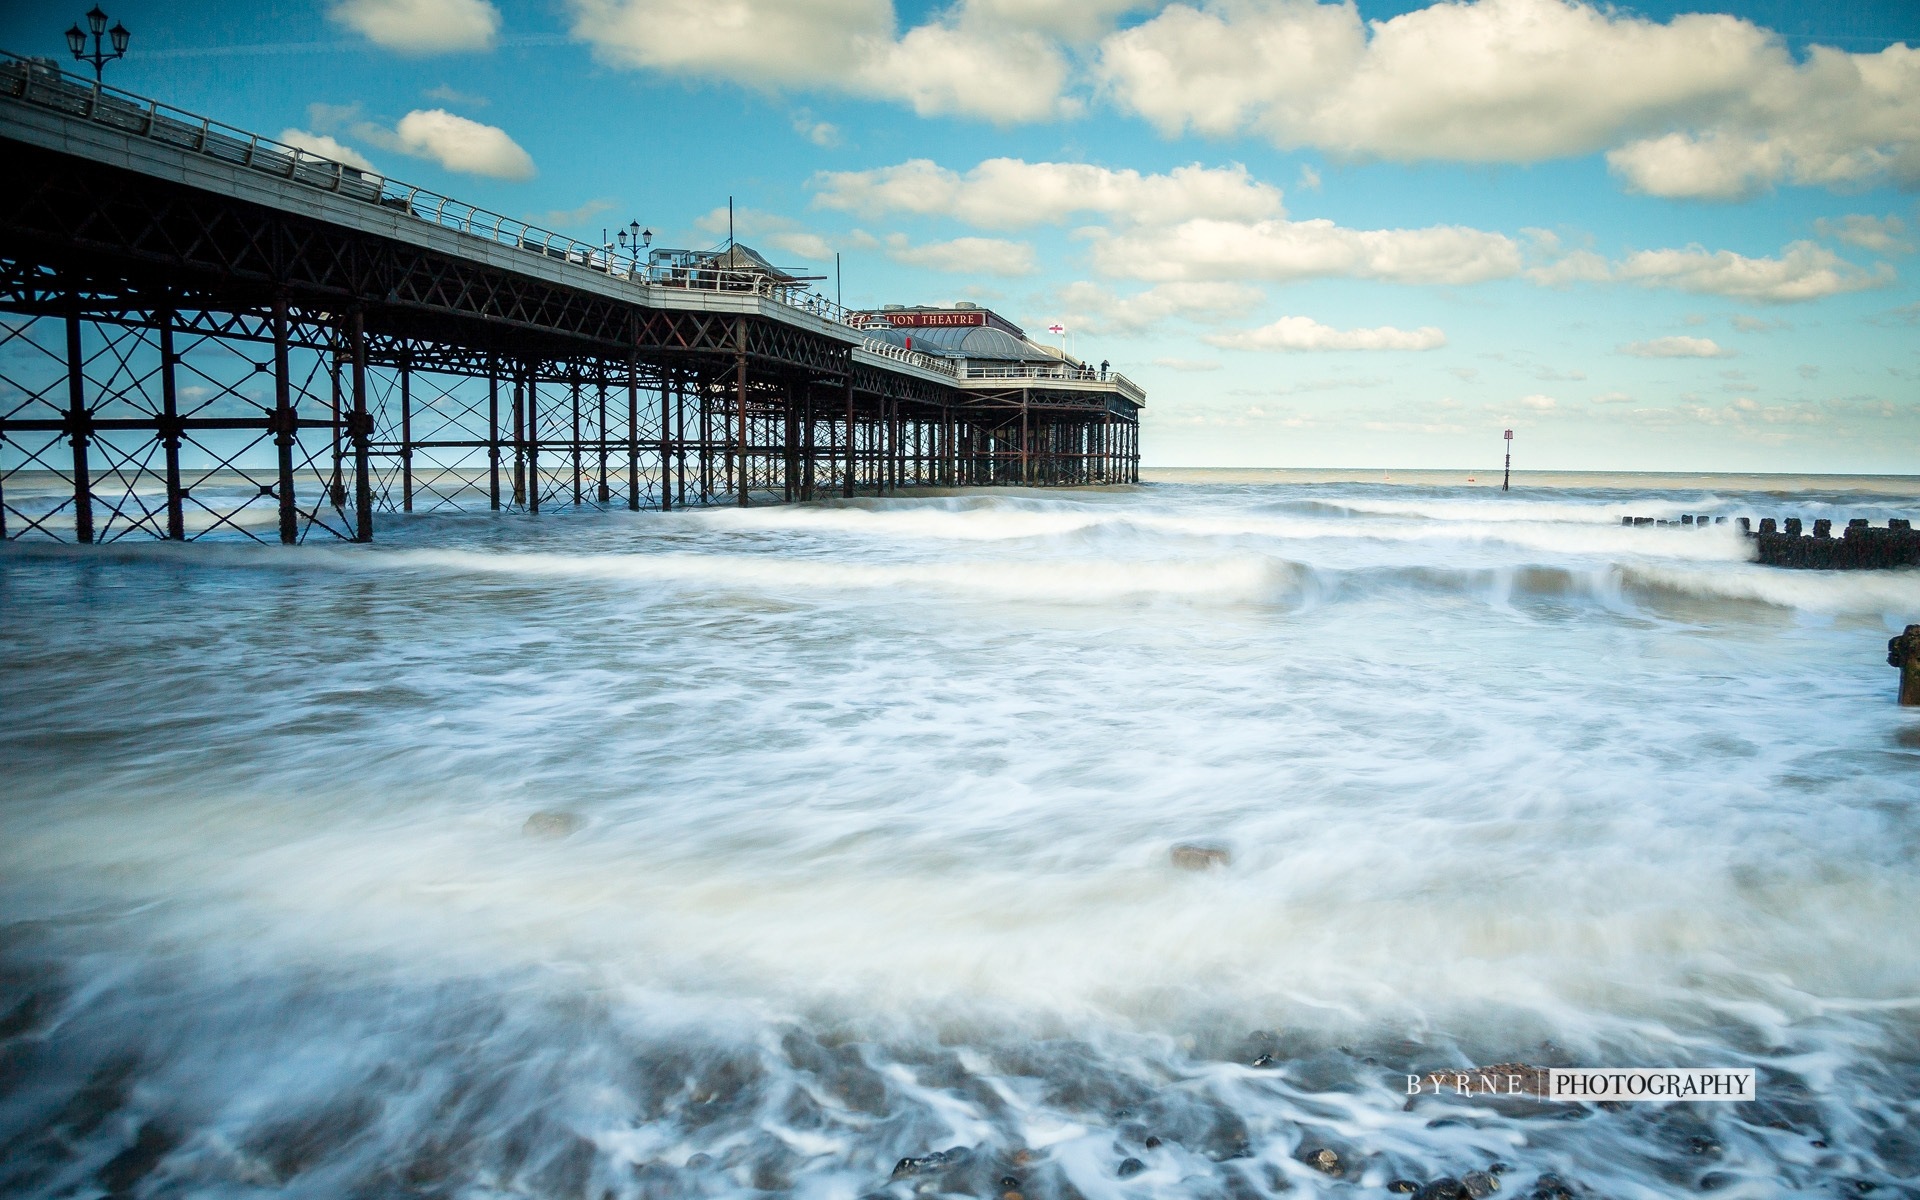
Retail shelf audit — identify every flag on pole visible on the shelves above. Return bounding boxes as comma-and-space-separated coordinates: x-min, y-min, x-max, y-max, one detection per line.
1047, 324, 1065, 335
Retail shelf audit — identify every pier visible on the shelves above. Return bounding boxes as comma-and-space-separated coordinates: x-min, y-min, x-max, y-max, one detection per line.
0, 53, 1143, 545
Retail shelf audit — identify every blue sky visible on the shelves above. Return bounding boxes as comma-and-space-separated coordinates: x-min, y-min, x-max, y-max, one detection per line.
6, 0, 1916, 472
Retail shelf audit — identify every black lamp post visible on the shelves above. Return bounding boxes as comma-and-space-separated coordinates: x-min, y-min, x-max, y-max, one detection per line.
66, 6, 130, 84
615, 221, 653, 276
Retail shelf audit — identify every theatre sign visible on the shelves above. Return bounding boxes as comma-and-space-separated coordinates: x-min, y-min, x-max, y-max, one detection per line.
855, 310, 988, 328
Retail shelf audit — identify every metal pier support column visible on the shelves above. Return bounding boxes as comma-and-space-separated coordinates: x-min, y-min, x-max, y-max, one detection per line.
597, 372, 611, 505
674, 370, 687, 506
328, 340, 346, 511
511, 368, 526, 508
158, 304, 185, 539
399, 355, 413, 513
734, 326, 749, 507
527, 369, 542, 514
801, 391, 816, 501
63, 296, 93, 543
570, 365, 583, 506
487, 359, 501, 511
271, 293, 298, 543
649, 354, 665, 512
842, 360, 855, 499
699, 373, 712, 503
1019, 394, 1031, 486
783, 380, 799, 503
349, 310, 372, 542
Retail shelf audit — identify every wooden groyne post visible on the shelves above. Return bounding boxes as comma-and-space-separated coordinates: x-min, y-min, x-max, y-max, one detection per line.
1892, 626, 1920, 707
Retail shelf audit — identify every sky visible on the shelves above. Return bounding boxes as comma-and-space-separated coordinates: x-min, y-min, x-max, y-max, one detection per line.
5, 0, 1917, 473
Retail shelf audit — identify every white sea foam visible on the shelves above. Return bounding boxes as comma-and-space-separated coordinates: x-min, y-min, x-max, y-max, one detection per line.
1, 475, 1916, 1198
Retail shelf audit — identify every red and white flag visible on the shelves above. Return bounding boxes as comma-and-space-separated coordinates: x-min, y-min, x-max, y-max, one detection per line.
1047, 324, 1065, 335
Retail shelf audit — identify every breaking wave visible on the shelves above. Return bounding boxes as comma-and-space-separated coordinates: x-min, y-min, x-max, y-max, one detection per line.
2, 472, 1917, 1199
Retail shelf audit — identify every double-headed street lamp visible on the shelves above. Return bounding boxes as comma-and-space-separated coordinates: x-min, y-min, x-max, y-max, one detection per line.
66, 6, 130, 84
615, 221, 652, 276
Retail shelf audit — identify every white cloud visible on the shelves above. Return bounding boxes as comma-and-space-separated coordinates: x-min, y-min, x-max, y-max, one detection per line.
1096, 0, 1920, 197
1297, 163, 1322, 191
885, 235, 1037, 276
1526, 238, 1894, 302
535, 198, 616, 229
1089, 217, 1523, 284
278, 129, 377, 173
1205, 316, 1446, 352
956, 0, 1151, 42
423, 84, 488, 107
1813, 213, 1912, 255
568, 0, 1073, 122
1614, 240, 1892, 302
792, 111, 841, 147
1059, 280, 1264, 333
857, 21, 1076, 121
1731, 314, 1791, 332
330, 0, 500, 52
1604, 132, 1782, 202
1603, 43, 1920, 198
1524, 249, 1613, 287
692, 207, 846, 261
383, 109, 535, 180
1519, 393, 1557, 410
1154, 357, 1224, 371
812, 158, 1284, 229
1591, 391, 1634, 404
1619, 336, 1732, 358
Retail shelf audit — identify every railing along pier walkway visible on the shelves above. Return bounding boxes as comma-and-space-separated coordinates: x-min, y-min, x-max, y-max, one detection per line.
0, 53, 1142, 544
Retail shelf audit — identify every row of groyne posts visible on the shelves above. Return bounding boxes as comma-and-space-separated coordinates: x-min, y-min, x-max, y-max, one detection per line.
1623, 512, 1920, 703
1620, 513, 1920, 570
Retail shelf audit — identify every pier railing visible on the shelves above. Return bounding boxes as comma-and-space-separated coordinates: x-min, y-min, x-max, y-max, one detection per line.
0, 51, 863, 329
859, 336, 958, 377
962, 363, 1147, 402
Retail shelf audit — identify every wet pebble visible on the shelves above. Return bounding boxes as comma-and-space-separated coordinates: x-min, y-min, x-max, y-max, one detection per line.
1301, 1147, 1342, 1176
892, 1146, 969, 1178
521, 810, 583, 839
1530, 1173, 1576, 1200
1169, 842, 1231, 870
1118, 1157, 1145, 1177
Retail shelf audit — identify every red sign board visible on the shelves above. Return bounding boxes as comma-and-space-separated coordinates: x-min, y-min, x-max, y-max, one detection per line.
1504, 429, 1513, 439
860, 311, 987, 328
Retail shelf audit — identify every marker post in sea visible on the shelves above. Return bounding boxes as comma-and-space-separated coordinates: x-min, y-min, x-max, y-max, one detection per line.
1503, 429, 1513, 492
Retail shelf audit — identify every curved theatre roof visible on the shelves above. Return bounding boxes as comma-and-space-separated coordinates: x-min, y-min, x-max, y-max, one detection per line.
869, 324, 1056, 363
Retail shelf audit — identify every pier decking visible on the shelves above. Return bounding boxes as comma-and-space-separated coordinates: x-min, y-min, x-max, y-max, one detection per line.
0, 53, 1142, 544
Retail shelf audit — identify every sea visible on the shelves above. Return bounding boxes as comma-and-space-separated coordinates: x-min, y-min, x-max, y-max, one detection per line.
2, 469, 1918, 1199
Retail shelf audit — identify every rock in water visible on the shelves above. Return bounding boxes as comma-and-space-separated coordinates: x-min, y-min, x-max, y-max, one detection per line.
1117, 1157, 1145, 1177
522, 810, 584, 839
1170, 842, 1231, 870
1302, 1147, 1342, 1176
1463, 1170, 1500, 1197
891, 1147, 969, 1179
1889, 625, 1920, 706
